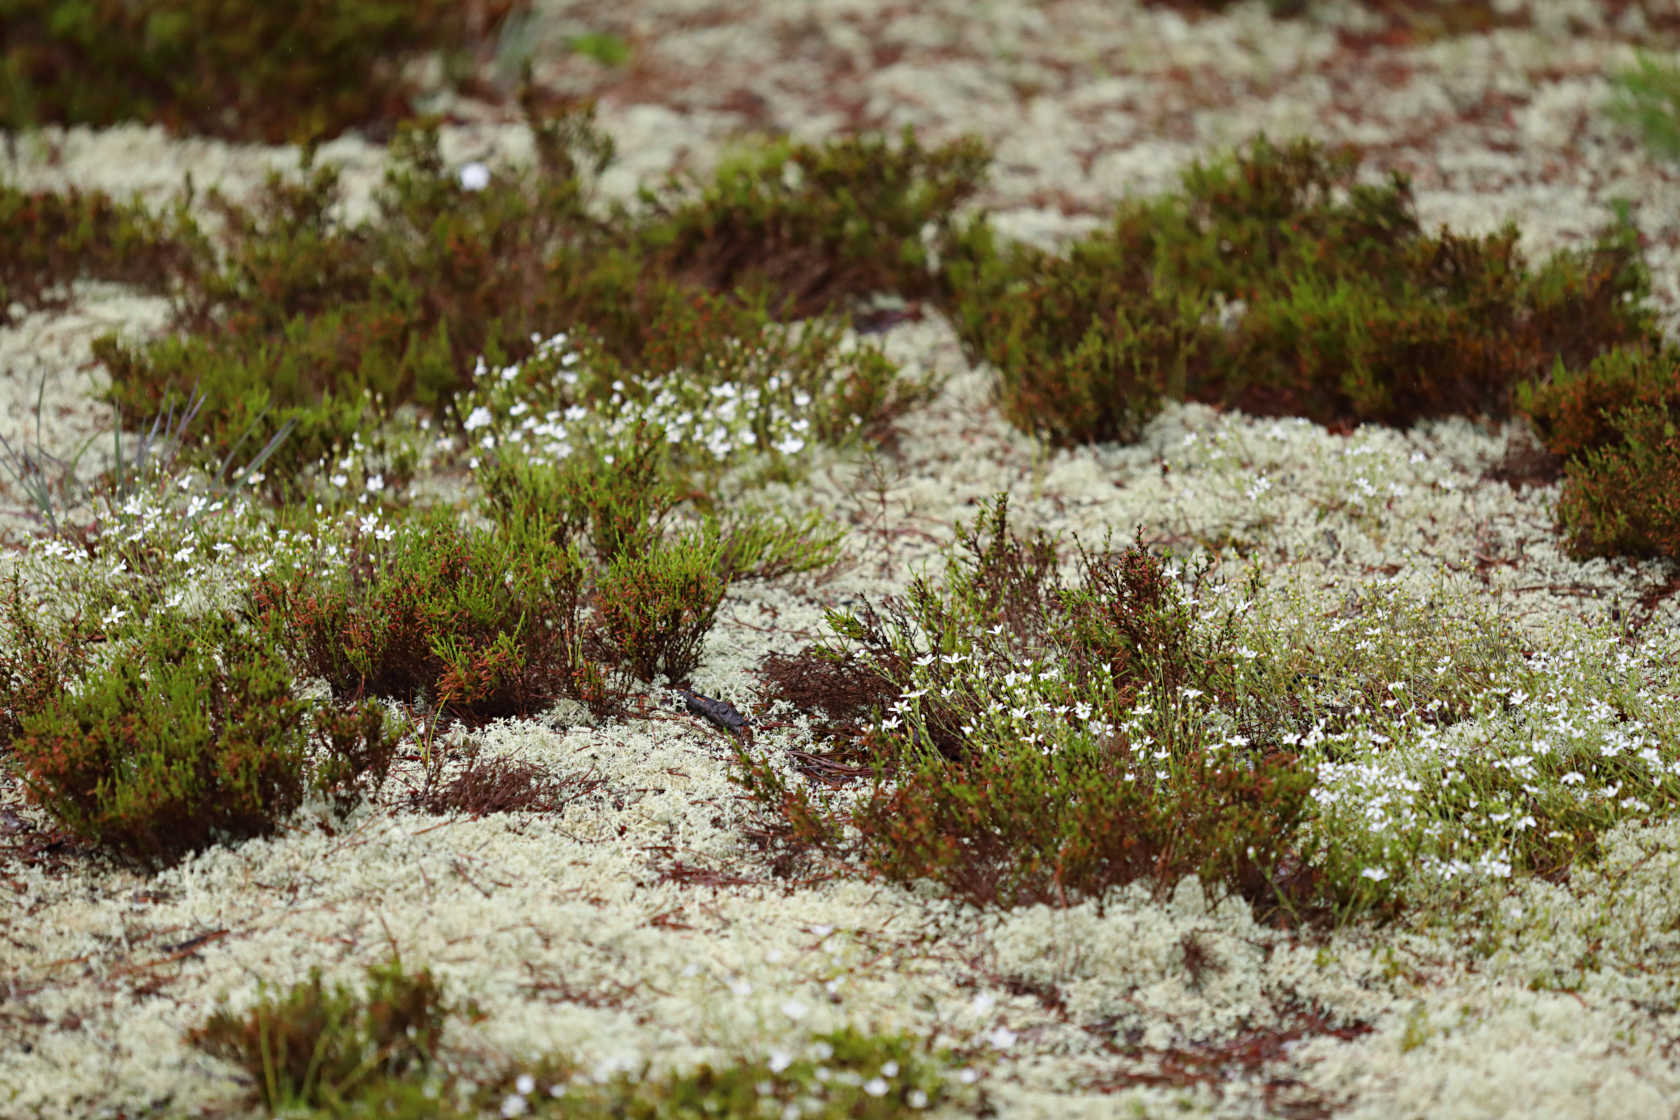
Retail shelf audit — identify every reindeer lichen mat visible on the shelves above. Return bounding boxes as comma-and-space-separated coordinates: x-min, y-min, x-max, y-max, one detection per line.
2, 2, 1680, 1117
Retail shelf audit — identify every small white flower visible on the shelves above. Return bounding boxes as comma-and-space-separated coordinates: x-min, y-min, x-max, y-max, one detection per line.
515, 1074, 535, 1096
463, 405, 494, 432
863, 1077, 889, 1097
459, 162, 491, 191
1360, 867, 1388, 882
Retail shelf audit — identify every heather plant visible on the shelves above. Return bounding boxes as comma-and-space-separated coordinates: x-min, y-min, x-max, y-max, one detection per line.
947, 135, 1657, 446
1514, 343, 1680, 560
736, 495, 1361, 924
0, 179, 208, 325
1549, 402, 1680, 561
186, 955, 460, 1114
0, 0, 522, 141
7, 604, 400, 869
634, 125, 992, 320
245, 501, 613, 727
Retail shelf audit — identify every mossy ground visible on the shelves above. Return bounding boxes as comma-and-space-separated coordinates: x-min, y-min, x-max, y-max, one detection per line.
4, 5, 1680, 1118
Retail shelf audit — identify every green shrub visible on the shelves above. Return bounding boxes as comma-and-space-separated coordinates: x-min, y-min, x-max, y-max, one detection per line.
0, 181, 207, 325
1551, 402, 1680, 561
247, 502, 613, 725
1517, 343, 1680, 462
736, 496, 1355, 924
9, 607, 397, 868
949, 135, 1657, 446
0, 0, 521, 141
187, 955, 458, 1113
636, 125, 991, 320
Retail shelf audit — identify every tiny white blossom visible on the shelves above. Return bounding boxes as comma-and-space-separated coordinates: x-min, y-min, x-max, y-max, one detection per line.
460, 162, 491, 191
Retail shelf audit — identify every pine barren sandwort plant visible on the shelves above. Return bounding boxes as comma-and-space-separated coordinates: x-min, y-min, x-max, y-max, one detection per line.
735, 495, 1359, 925
192, 951, 975, 1120
8, 606, 399, 869
465, 1026, 975, 1119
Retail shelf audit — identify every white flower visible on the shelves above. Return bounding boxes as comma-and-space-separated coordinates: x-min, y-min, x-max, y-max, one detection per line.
463, 405, 495, 432
1360, 867, 1388, 882
459, 162, 491, 191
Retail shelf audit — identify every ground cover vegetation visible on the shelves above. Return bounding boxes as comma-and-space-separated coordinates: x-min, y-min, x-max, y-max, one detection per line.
0, 0, 528, 142
4, 34, 1680, 1119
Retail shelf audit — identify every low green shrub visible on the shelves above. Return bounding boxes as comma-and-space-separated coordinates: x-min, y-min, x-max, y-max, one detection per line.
8, 606, 398, 868
1551, 402, 1680, 562
0, 181, 207, 325
475, 419, 843, 685
0, 0, 521, 141
246, 501, 613, 726
186, 955, 459, 1114
737, 495, 1359, 924
636, 125, 991, 320
948, 135, 1657, 446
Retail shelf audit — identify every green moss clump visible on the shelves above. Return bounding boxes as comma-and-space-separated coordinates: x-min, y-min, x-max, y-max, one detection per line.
187, 955, 458, 1114
0, 0, 523, 142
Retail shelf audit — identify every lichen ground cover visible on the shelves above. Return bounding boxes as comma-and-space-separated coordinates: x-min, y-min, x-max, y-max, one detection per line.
4, 3, 1680, 1117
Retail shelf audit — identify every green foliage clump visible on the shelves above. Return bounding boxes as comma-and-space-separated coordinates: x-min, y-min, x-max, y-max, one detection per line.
0, 182, 207, 324
466, 1026, 969, 1119
948, 135, 1657, 447
186, 955, 459, 1114
0, 0, 522, 141
86, 105, 953, 503
739, 495, 1359, 925
247, 502, 613, 726
189, 954, 970, 1120
7, 606, 398, 868
475, 419, 843, 685
637, 125, 991, 320
1608, 49, 1680, 163
1517, 343, 1680, 561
